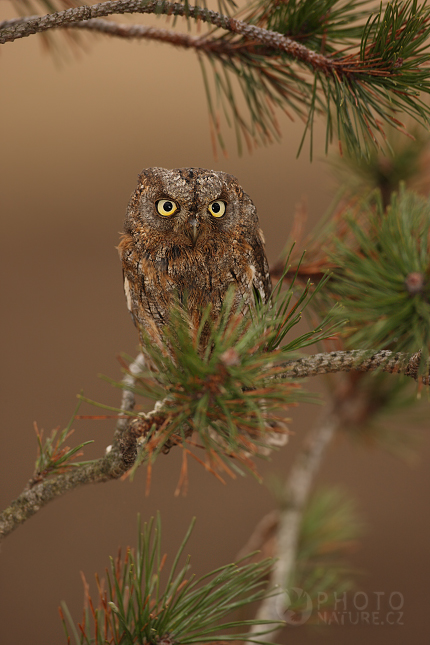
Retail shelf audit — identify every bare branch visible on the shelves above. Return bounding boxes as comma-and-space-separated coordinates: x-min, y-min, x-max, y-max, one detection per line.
246, 407, 338, 641
72, 17, 211, 46
280, 349, 428, 384
66, 17, 266, 56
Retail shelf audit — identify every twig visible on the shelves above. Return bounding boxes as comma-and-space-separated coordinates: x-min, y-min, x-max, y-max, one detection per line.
0, 353, 150, 542
65, 17, 269, 56
246, 406, 339, 641
71, 17, 215, 47
113, 352, 146, 441
279, 349, 428, 384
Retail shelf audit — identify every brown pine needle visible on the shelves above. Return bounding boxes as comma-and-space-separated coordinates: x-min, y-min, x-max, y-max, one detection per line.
174, 449, 189, 496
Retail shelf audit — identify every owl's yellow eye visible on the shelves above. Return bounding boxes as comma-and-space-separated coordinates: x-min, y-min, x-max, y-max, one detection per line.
156, 199, 178, 217
208, 200, 226, 218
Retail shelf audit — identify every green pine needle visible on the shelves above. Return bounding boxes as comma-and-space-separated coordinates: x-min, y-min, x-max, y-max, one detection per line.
60, 514, 283, 645
254, 250, 343, 353
125, 290, 307, 474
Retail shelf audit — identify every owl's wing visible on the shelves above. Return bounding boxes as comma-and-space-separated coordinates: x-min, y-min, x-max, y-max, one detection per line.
249, 230, 272, 305
123, 272, 137, 326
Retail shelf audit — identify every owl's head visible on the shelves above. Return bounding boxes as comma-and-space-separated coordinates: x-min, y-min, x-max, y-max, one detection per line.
124, 167, 260, 251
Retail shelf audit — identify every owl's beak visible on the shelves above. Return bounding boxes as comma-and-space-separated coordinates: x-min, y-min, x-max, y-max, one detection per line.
188, 217, 199, 245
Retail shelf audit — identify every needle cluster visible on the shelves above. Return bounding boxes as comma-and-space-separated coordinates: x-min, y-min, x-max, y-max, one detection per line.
328, 186, 430, 373
113, 278, 338, 480
60, 515, 282, 644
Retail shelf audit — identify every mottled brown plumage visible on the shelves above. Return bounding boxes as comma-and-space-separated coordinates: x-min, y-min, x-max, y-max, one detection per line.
119, 167, 271, 348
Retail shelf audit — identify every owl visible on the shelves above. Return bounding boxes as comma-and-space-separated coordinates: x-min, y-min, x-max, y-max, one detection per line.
119, 167, 271, 350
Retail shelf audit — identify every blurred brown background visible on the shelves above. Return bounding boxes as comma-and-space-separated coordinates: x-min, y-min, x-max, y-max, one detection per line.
1, 12, 430, 644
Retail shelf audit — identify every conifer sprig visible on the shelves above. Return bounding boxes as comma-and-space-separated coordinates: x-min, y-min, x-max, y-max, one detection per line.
330, 125, 430, 208
201, 0, 430, 157
118, 298, 303, 478
30, 401, 93, 486
60, 515, 282, 644
103, 278, 340, 479
328, 186, 430, 373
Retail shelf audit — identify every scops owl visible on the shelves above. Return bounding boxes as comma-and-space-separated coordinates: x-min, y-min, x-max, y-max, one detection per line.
119, 167, 272, 349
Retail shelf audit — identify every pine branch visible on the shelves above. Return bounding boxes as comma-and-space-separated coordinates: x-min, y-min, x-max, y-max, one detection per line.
62, 17, 271, 55
0, 342, 425, 541
3, 1, 430, 156
0, 0, 332, 62
279, 349, 428, 383
10, 0, 87, 14
0, 0, 415, 74
244, 355, 423, 641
